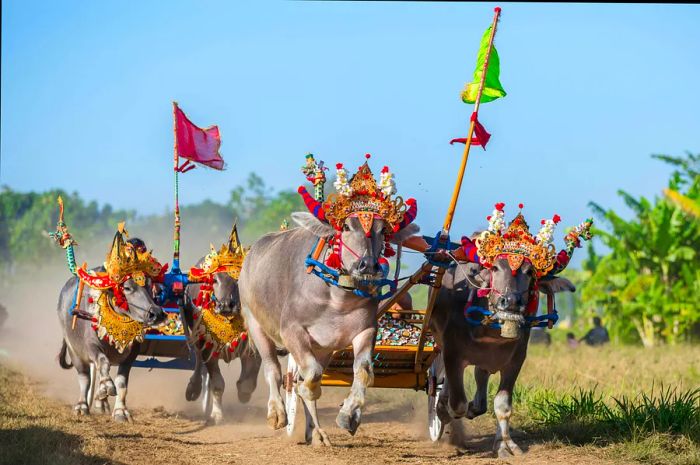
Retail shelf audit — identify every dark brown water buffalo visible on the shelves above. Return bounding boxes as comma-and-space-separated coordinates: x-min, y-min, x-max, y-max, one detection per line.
57, 230, 165, 421
430, 207, 590, 457
182, 256, 262, 424
238, 159, 418, 445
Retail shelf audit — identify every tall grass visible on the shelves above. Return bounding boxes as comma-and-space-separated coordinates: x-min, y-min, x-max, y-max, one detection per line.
529, 386, 699, 440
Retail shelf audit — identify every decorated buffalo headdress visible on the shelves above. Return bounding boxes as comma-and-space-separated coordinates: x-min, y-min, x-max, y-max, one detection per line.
76, 222, 166, 291
298, 154, 417, 236
476, 203, 563, 278
189, 223, 246, 282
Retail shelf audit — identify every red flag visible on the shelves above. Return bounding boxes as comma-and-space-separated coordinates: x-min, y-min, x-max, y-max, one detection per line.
449, 112, 491, 150
174, 103, 225, 170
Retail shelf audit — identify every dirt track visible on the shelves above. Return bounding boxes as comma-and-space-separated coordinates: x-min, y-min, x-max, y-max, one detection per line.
1, 363, 628, 465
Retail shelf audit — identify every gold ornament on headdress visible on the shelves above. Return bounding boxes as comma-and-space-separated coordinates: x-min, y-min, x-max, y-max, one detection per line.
476, 206, 557, 277
103, 222, 163, 286
190, 223, 246, 280
323, 161, 407, 234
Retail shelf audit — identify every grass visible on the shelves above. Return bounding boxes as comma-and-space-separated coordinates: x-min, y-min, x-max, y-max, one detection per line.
493, 344, 700, 464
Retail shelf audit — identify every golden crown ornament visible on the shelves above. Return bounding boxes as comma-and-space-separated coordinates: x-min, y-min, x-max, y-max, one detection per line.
298, 154, 418, 236
475, 203, 561, 277
189, 222, 246, 282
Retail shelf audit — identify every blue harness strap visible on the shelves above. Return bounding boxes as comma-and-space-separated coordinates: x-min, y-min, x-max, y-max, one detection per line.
463, 305, 559, 329
304, 255, 397, 301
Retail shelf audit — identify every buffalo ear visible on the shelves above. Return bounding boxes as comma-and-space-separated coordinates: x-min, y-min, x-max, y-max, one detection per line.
391, 223, 420, 244
463, 263, 489, 289
291, 212, 336, 237
539, 276, 576, 294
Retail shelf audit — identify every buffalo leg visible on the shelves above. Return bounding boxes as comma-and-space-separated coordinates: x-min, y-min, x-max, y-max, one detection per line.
206, 359, 225, 425
282, 323, 331, 445
298, 353, 332, 447
71, 354, 91, 416
186, 346, 204, 401
236, 346, 261, 404
444, 351, 468, 419
467, 367, 489, 419
337, 326, 375, 436
93, 351, 116, 400
246, 313, 286, 430
113, 350, 137, 422
494, 363, 524, 458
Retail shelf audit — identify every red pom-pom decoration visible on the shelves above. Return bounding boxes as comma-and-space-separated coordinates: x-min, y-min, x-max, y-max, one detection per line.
228, 345, 235, 353
365, 153, 371, 159
518, 203, 524, 209
553, 214, 561, 224
91, 324, 98, 331
487, 215, 492, 221
326, 253, 342, 269
381, 166, 389, 173
232, 340, 239, 348
212, 351, 219, 359
495, 202, 505, 211
205, 341, 213, 349
336, 163, 343, 169
541, 219, 546, 225
88, 297, 94, 304
240, 333, 247, 341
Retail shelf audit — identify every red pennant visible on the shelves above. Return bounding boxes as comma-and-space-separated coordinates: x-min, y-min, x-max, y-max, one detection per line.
174, 103, 225, 170
449, 112, 491, 150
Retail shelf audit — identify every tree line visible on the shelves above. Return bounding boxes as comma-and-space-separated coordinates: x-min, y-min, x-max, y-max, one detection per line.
2, 153, 698, 345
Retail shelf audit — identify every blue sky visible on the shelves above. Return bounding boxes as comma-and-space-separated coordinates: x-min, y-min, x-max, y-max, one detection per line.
2, 1, 699, 258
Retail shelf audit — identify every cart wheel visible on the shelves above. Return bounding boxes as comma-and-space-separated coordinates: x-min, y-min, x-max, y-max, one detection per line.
428, 357, 445, 442
285, 355, 299, 437
201, 368, 213, 418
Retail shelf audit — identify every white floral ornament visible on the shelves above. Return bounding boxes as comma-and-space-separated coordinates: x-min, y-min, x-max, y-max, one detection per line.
486, 202, 506, 234
379, 166, 397, 197
333, 163, 352, 196
536, 214, 561, 246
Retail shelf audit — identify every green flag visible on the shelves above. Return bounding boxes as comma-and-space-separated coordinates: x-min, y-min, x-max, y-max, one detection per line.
461, 26, 506, 104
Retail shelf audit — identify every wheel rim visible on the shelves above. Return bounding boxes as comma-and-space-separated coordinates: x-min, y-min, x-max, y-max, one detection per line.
428, 389, 444, 441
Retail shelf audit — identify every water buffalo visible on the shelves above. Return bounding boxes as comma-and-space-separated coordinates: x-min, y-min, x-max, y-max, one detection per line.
431, 251, 575, 457
57, 234, 165, 421
239, 211, 418, 445
182, 257, 262, 425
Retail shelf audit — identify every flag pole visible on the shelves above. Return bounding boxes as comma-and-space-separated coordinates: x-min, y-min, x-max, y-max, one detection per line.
441, 6, 502, 235
172, 101, 181, 272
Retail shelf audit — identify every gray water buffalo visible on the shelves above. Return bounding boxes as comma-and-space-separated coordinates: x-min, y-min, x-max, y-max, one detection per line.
57, 233, 165, 421
58, 268, 164, 420
182, 257, 262, 425
239, 211, 418, 445
429, 208, 591, 457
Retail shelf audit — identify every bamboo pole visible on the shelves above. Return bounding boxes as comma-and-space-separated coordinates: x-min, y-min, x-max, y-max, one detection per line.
172, 101, 181, 272
412, 7, 503, 369
441, 7, 501, 235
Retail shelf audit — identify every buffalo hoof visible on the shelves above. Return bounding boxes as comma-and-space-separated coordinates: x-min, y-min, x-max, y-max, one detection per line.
447, 401, 467, 420
97, 379, 117, 399
93, 398, 111, 414
113, 408, 131, 423
208, 411, 224, 426
73, 402, 89, 416
466, 400, 487, 419
495, 439, 523, 458
185, 379, 202, 401
436, 397, 452, 425
237, 390, 252, 404
311, 428, 332, 447
336, 408, 361, 436
266, 399, 287, 430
